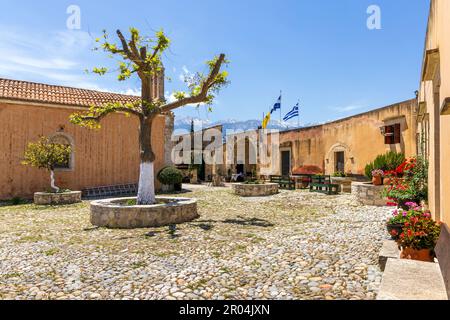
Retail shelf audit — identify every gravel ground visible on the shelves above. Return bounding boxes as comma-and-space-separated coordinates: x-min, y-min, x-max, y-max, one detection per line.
0, 186, 391, 300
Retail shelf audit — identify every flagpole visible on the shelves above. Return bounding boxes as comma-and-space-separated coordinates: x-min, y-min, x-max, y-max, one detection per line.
297, 99, 300, 128
279, 90, 282, 124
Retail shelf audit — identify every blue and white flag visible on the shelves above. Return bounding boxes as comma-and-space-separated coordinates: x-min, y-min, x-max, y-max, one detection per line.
270, 95, 282, 114
283, 103, 300, 121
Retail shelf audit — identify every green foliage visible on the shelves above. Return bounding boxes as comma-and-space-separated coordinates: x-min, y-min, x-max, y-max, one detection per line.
90, 28, 170, 80
405, 156, 429, 202
383, 157, 429, 204
364, 151, 405, 179
157, 166, 183, 185
74, 27, 229, 128
387, 203, 424, 225
332, 171, 347, 177
69, 101, 142, 129
22, 137, 71, 171
398, 215, 441, 250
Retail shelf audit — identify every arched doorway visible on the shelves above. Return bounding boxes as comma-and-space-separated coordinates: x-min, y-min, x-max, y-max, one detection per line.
325, 143, 354, 175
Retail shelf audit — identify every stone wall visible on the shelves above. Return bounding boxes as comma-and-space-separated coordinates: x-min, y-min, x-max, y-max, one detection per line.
90, 197, 198, 229
34, 191, 82, 205
352, 182, 387, 207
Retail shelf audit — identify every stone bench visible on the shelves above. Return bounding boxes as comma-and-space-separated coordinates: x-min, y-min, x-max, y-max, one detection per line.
377, 225, 450, 300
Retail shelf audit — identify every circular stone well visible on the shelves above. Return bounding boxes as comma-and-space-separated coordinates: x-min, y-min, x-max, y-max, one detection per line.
232, 183, 279, 197
90, 197, 198, 229
34, 191, 82, 205
352, 182, 387, 206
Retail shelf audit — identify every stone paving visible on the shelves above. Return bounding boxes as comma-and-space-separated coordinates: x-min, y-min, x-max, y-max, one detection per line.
0, 186, 391, 300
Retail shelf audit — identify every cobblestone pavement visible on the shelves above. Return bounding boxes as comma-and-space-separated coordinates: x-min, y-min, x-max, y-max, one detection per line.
0, 187, 391, 300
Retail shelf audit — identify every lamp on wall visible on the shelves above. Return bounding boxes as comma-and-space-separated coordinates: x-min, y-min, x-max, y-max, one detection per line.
379, 126, 386, 135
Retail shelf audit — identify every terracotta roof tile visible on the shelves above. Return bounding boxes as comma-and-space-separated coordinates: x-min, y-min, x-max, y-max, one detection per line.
0, 78, 140, 108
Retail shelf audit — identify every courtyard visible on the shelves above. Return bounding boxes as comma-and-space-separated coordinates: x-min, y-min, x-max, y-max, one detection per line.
0, 185, 390, 300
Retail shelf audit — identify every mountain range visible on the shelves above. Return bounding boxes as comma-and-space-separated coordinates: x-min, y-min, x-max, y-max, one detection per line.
173, 117, 309, 133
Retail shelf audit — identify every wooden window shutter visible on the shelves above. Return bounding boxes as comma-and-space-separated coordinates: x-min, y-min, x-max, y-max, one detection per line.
384, 125, 393, 144
394, 123, 401, 144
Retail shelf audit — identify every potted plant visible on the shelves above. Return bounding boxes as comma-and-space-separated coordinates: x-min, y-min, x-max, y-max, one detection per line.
365, 151, 405, 180
371, 169, 384, 185
157, 166, 183, 192
397, 214, 441, 262
22, 136, 81, 205
382, 157, 428, 209
386, 202, 424, 240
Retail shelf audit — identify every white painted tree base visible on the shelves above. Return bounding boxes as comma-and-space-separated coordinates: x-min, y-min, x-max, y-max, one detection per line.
137, 162, 156, 205
50, 170, 60, 193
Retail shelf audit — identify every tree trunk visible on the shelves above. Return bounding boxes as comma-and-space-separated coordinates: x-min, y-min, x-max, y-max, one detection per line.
137, 161, 155, 204
50, 170, 60, 193
137, 116, 156, 205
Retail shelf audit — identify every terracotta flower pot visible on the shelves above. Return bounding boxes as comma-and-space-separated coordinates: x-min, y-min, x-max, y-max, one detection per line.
372, 175, 383, 186
400, 247, 434, 262
383, 177, 392, 185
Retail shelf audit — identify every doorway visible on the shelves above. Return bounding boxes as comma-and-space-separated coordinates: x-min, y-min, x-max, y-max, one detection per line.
281, 150, 291, 176
335, 151, 345, 173
236, 164, 244, 175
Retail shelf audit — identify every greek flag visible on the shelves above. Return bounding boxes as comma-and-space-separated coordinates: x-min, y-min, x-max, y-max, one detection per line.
270, 95, 282, 114
283, 103, 300, 121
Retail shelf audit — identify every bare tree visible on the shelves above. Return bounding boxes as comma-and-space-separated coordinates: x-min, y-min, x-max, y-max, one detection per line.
70, 28, 228, 204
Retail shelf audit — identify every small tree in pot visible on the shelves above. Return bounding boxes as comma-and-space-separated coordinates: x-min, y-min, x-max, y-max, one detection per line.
157, 166, 183, 192
22, 136, 72, 193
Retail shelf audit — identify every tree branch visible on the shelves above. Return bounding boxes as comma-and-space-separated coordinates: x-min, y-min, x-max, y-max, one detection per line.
70, 105, 144, 128
159, 54, 226, 113
117, 30, 144, 68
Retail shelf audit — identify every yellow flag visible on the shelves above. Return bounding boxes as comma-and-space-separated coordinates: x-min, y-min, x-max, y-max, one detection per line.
262, 112, 271, 129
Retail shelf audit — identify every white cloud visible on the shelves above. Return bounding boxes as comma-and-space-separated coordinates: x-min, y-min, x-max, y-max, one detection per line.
0, 26, 100, 88
121, 88, 141, 96
178, 65, 192, 82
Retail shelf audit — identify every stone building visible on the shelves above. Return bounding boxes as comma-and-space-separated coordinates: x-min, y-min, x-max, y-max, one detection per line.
172, 124, 224, 182
0, 77, 173, 199
274, 99, 417, 176
220, 99, 417, 179
417, 0, 450, 229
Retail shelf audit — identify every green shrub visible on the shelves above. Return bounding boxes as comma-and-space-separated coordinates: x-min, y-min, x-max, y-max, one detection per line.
157, 166, 183, 185
333, 171, 347, 177
365, 151, 405, 179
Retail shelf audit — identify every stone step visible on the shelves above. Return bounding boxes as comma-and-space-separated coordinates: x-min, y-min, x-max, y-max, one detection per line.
378, 240, 400, 271
377, 258, 448, 300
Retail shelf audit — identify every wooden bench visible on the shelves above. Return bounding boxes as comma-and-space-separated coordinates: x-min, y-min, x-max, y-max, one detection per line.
270, 175, 295, 190
309, 183, 340, 195
377, 224, 450, 300
309, 175, 340, 195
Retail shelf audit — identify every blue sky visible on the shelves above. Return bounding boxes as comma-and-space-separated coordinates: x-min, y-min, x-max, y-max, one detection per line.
0, 0, 430, 125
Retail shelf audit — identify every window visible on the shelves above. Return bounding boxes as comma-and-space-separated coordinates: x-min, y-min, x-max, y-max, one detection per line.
50, 134, 73, 170
384, 123, 401, 145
